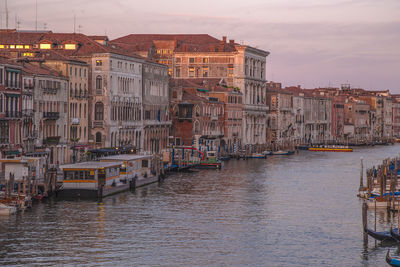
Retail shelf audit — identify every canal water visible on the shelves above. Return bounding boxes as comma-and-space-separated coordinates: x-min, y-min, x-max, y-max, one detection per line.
1, 145, 400, 266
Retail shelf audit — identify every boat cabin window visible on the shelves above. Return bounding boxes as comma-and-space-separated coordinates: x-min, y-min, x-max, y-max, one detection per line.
64, 170, 94, 180
142, 160, 149, 168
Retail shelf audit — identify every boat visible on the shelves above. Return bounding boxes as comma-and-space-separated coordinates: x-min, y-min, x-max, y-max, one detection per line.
367, 197, 388, 209
58, 161, 131, 199
364, 227, 397, 242
387, 250, 400, 266
308, 145, 352, 152
0, 203, 17, 215
263, 150, 294, 156
249, 153, 266, 159
390, 228, 400, 243
194, 151, 222, 169
100, 154, 158, 188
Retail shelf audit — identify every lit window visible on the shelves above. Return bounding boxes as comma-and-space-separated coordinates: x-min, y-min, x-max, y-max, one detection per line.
0, 45, 4, 49
24, 45, 30, 49
40, 43, 51, 49
10, 45, 15, 49
96, 60, 102, 66
203, 58, 208, 63
65, 44, 76, 50
16, 45, 23, 49
23, 53, 34, 57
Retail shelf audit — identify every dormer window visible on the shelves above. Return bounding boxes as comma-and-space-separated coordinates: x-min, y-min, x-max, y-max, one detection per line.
40, 43, 51, 49
65, 44, 76, 50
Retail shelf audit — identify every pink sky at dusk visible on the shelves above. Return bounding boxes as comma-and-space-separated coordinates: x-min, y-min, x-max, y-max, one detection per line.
1, 0, 399, 92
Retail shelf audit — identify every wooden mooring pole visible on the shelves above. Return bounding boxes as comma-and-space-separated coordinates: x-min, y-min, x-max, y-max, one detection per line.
362, 201, 368, 246
359, 157, 364, 191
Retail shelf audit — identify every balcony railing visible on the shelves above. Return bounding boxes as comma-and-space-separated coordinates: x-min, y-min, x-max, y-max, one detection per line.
0, 137, 9, 144
43, 136, 61, 145
92, 120, 104, 128
5, 111, 22, 118
43, 112, 60, 120
43, 88, 58, 94
22, 109, 34, 117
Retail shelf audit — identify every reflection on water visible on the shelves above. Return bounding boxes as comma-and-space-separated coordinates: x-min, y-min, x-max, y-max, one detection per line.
1, 145, 400, 266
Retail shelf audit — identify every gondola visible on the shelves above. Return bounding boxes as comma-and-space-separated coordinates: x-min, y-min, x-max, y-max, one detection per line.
386, 250, 400, 266
390, 228, 400, 242
364, 227, 396, 242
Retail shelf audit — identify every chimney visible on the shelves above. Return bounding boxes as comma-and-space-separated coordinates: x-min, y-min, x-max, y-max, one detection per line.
222, 36, 227, 43
229, 39, 234, 44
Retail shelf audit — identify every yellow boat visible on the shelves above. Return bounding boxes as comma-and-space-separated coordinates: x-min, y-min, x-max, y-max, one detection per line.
308, 146, 353, 152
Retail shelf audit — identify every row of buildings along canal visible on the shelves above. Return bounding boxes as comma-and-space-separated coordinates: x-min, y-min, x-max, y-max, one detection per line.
1, 30, 400, 212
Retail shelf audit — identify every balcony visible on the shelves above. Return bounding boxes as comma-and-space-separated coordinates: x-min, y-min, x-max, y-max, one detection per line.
43, 88, 58, 94
211, 115, 218, 121
43, 112, 60, 120
92, 120, 104, 128
5, 111, 22, 118
0, 137, 9, 144
43, 136, 61, 145
22, 109, 34, 117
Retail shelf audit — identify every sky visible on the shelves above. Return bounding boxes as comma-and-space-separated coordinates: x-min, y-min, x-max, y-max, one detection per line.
1, 0, 400, 92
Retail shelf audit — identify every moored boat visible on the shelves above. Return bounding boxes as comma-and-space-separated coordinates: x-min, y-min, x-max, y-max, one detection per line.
100, 154, 158, 188
0, 203, 17, 215
263, 150, 294, 156
308, 145, 352, 152
194, 151, 222, 169
58, 161, 130, 199
249, 153, 266, 159
387, 250, 400, 266
364, 227, 397, 242
390, 228, 400, 243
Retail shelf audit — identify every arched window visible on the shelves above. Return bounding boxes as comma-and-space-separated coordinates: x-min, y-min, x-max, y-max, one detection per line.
194, 120, 200, 134
96, 132, 102, 143
96, 75, 102, 90
95, 102, 104, 120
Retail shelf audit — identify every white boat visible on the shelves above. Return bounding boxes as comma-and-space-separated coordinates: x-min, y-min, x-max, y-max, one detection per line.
100, 154, 158, 188
367, 197, 388, 209
0, 203, 17, 215
58, 161, 129, 199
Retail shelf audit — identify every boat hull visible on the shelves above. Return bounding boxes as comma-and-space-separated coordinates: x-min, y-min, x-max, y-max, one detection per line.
387, 250, 400, 266
308, 147, 353, 152
58, 183, 131, 199
365, 227, 397, 242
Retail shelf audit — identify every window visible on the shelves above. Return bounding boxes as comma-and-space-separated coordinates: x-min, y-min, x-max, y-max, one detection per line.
79, 68, 81, 77
189, 58, 195, 63
40, 43, 51, 49
95, 102, 104, 120
203, 67, 208, 77
96, 76, 102, 90
65, 44, 76, 50
189, 67, 195, 77
96, 60, 102, 66
84, 69, 87, 77
96, 132, 102, 143
175, 58, 181, 63
203, 58, 208, 63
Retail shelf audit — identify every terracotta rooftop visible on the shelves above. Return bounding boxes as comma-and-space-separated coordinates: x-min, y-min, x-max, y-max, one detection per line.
112, 34, 238, 53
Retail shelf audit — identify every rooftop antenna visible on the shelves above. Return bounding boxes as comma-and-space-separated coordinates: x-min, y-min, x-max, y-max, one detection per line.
73, 13, 76, 33
78, 24, 82, 33
35, 0, 38, 31
5, 0, 9, 29
43, 22, 47, 31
